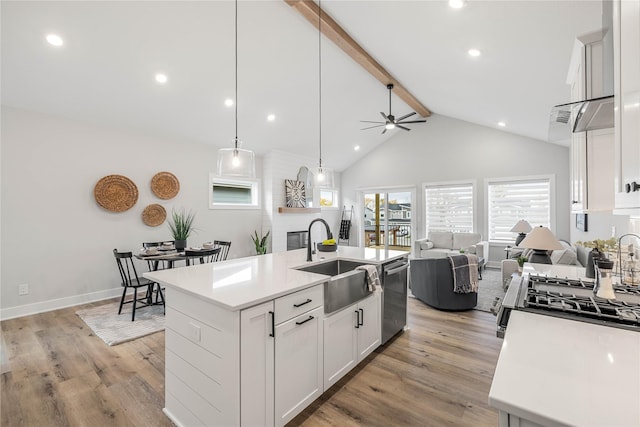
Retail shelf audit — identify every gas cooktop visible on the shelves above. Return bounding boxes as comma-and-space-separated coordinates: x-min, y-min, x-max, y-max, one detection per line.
522, 275, 640, 331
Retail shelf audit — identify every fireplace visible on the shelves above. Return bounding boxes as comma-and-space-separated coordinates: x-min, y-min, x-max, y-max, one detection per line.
287, 231, 308, 251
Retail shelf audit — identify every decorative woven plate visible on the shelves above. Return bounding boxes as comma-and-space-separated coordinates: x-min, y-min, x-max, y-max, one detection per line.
142, 204, 167, 227
94, 175, 138, 212
151, 172, 180, 200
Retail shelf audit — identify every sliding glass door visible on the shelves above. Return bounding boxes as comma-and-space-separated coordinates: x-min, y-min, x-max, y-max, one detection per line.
361, 189, 413, 252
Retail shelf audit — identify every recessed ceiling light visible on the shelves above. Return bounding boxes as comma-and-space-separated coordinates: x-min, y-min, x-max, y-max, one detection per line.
354, 145, 360, 151
155, 73, 168, 84
449, 0, 466, 9
225, 99, 234, 107
46, 34, 63, 47
267, 114, 276, 122
497, 121, 506, 127
468, 49, 481, 57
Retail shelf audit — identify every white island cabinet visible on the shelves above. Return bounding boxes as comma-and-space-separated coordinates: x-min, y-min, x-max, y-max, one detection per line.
145, 247, 407, 427
323, 292, 381, 389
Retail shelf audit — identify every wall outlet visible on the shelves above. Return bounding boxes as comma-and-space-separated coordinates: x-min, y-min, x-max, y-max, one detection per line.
18, 283, 29, 296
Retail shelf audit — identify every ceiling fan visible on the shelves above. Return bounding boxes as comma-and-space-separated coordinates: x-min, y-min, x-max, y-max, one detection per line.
361, 83, 426, 134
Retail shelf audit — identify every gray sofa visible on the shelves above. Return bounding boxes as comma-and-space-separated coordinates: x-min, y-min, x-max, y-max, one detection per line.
414, 231, 488, 269
500, 242, 590, 288
410, 258, 477, 311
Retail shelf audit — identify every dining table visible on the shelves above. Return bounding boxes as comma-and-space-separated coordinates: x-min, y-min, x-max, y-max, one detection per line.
135, 247, 221, 270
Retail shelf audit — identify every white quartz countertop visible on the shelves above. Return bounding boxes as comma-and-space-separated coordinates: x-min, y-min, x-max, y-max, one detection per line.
489, 310, 640, 427
144, 247, 407, 311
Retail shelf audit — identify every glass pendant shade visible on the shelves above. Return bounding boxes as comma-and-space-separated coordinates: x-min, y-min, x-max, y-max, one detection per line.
216, 146, 255, 178
314, 165, 334, 188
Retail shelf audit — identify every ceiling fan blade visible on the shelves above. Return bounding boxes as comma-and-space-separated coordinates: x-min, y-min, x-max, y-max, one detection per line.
381, 128, 387, 135
361, 124, 385, 130
395, 112, 416, 122
360, 120, 385, 124
380, 112, 389, 121
396, 124, 411, 131
397, 119, 427, 124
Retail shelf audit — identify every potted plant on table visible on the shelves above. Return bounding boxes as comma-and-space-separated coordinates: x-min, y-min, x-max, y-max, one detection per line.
168, 208, 196, 252
252, 229, 270, 255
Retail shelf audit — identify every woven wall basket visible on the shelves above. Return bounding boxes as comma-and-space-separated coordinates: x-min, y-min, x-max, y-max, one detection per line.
151, 172, 180, 200
142, 204, 166, 227
94, 175, 138, 212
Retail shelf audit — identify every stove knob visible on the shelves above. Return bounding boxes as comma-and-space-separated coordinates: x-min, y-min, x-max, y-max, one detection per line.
625, 182, 640, 193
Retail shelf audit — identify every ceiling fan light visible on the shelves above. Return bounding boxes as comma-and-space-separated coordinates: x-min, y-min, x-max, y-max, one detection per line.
217, 146, 255, 178
385, 123, 395, 130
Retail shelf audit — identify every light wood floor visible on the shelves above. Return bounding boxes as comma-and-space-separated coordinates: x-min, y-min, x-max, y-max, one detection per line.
1, 297, 502, 427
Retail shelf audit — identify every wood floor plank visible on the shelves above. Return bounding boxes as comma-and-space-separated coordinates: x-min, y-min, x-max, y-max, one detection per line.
1, 295, 502, 426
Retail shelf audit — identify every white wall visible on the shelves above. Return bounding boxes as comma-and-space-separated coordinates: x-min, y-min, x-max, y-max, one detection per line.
263, 150, 341, 253
1, 107, 264, 318
340, 114, 572, 265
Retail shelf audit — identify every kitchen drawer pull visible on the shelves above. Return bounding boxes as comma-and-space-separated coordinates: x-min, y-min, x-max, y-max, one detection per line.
385, 262, 408, 276
295, 315, 314, 326
293, 298, 312, 308
269, 311, 275, 337
355, 310, 360, 328
359, 308, 364, 326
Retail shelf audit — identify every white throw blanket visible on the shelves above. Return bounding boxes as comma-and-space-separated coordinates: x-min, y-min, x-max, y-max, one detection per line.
355, 265, 382, 293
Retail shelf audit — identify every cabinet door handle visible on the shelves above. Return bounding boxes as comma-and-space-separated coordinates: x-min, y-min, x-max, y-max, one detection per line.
359, 308, 364, 326
293, 298, 312, 308
269, 311, 275, 337
295, 315, 314, 326
355, 310, 360, 328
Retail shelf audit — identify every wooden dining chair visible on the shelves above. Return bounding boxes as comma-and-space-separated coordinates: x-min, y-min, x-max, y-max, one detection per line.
113, 249, 165, 321
213, 240, 231, 261
185, 248, 221, 266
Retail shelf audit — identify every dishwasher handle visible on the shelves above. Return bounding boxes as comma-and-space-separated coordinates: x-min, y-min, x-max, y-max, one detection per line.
384, 261, 408, 276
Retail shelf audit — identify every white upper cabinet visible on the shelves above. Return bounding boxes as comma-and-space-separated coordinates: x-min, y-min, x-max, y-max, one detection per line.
613, 0, 640, 211
568, 30, 615, 212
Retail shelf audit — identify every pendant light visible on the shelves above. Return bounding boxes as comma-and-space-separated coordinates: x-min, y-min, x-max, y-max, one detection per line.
314, 0, 334, 188
216, 0, 255, 178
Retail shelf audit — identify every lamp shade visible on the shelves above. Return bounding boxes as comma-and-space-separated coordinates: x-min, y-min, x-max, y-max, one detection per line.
314, 165, 334, 188
216, 146, 255, 178
510, 219, 533, 234
519, 226, 564, 251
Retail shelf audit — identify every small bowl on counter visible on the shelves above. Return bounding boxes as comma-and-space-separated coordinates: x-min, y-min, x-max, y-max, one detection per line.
317, 243, 337, 252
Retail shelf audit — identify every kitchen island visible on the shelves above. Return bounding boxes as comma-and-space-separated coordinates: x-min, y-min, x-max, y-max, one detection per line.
145, 247, 407, 427
489, 310, 640, 427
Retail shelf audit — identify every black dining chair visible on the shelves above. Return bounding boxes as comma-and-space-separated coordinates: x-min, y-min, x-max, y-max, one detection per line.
213, 240, 231, 262
185, 248, 221, 266
113, 249, 165, 321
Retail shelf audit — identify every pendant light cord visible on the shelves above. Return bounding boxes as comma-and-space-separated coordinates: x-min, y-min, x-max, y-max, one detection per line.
234, 0, 239, 149
318, 0, 322, 168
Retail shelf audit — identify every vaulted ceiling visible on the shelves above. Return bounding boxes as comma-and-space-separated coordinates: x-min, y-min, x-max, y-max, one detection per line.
1, 1, 602, 171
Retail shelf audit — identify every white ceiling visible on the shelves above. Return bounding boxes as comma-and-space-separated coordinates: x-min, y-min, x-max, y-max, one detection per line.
1, 1, 603, 171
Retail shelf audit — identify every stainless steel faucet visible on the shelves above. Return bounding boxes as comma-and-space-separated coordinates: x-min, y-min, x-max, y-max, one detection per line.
307, 218, 333, 262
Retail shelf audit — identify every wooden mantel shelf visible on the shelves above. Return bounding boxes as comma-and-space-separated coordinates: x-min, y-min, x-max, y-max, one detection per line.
278, 207, 321, 214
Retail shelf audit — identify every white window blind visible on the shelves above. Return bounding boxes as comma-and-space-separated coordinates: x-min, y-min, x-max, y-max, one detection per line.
488, 179, 551, 242
209, 175, 260, 209
424, 183, 474, 233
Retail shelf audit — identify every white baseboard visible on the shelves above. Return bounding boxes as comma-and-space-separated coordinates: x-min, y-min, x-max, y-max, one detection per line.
0, 287, 125, 321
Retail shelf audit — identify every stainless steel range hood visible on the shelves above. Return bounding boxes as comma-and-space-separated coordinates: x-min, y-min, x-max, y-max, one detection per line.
548, 95, 614, 142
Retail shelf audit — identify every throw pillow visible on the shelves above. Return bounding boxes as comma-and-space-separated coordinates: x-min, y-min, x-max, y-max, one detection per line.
551, 248, 578, 265
420, 241, 434, 250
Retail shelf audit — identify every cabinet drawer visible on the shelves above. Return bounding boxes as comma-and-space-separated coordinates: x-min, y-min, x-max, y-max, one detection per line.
274, 285, 323, 325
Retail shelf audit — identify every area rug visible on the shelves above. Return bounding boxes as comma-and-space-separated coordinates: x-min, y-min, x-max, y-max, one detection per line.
476, 268, 505, 313
76, 302, 165, 346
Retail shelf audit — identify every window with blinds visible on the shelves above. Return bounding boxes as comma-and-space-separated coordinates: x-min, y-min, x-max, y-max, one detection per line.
424, 183, 474, 233
488, 179, 551, 242
209, 175, 260, 209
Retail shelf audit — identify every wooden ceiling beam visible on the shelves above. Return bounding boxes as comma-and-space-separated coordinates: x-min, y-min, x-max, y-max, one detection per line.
285, 0, 431, 117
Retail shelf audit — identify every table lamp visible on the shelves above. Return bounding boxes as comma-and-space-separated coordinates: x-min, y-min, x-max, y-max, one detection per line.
510, 219, 532, 246
518, 226, 564, 264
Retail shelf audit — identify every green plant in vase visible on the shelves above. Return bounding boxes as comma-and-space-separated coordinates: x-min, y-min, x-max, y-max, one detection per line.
516, 255, 528, 268
168, 208, 196, 252
252, 229, 270, 255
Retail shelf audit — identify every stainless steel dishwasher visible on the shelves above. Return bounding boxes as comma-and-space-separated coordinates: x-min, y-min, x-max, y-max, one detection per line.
381, 257, 409, 344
